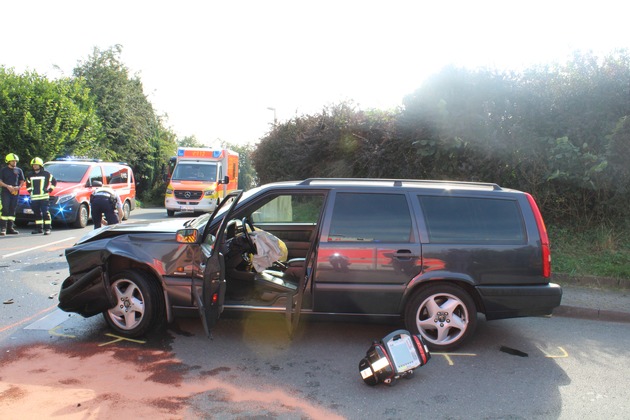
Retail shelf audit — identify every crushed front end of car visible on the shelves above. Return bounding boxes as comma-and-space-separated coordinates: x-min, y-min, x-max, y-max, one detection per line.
58, 243, 116, 317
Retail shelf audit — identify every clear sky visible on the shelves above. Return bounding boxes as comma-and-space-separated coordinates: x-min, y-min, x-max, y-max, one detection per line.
1, 0, 627, 146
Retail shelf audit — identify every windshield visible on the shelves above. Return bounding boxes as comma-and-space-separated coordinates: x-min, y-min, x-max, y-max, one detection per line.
45, 163, 89, 183
188, 186, 263, 229
171, 162, 218, 181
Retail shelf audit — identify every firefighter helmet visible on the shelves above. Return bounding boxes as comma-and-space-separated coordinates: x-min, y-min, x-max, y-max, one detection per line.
5, 153, 19, 163
31, 157, 44, 166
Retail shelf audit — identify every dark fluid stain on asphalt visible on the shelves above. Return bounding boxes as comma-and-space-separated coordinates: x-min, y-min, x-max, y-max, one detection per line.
0, 341, 344, 419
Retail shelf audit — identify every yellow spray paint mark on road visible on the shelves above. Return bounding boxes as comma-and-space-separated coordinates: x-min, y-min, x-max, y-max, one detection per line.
48, 325, 76, 338
98, 333, 146, 347
432, 352, 477, 366
539, 346, 569, 358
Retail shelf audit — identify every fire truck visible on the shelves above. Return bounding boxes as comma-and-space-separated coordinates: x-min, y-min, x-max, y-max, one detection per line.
164, 147, 238, 217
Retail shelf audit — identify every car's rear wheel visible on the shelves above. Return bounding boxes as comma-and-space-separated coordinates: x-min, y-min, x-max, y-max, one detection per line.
404, 283, 477, 352
73, 204, 88, 228
122, 200, 131, 220
103, 269, 164, 338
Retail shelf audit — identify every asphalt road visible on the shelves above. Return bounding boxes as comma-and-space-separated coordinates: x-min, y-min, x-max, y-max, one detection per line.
1, 207, 629, 419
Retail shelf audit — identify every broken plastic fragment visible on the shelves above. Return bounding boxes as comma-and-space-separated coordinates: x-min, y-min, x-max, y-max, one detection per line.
500, 345, 528, 357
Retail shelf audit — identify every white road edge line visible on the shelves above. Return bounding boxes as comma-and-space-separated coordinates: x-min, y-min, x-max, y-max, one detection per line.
2, 237, 76, 258
25, 308, 74, 330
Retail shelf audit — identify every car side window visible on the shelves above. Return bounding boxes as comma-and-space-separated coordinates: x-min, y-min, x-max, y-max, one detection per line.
104, 165, 128, 184
418, 196, 526, 243
328, 193, 412, 242
109, 167, 129, 184
251, 194, 324, 223
89, 166, 103, 185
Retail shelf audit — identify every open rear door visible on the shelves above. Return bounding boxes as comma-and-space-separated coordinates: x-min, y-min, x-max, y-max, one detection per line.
193, 191, 243, 337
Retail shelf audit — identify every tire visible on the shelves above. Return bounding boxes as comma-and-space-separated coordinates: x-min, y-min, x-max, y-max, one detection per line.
122, 200, 131, 220
103, 269, 165, 338
73, 204, 89, 228
404, 283, 477, 352
15, 220, 29, 228
166, 209, 175, 217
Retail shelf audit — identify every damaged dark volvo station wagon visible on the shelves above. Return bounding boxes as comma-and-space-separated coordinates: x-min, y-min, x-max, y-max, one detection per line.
58, 178, 562, 351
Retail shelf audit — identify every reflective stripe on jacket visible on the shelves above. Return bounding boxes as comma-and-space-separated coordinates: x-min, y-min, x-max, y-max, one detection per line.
26, 170, 57, 201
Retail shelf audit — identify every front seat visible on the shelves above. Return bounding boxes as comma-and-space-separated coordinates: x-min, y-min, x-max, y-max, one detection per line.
253, 270, 299, 294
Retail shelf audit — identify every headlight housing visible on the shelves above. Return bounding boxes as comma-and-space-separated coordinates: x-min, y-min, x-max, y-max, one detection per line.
204, 190, 215, 196
57, 193, 76, 204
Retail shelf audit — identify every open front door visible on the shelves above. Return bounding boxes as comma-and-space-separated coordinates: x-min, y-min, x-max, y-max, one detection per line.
193, 191, 243, 337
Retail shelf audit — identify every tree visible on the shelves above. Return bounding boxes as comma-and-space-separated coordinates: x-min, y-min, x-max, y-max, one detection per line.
177, 135, 204, 148
222, 141, 258, 190
72, 45, 177, 199
254, 50, 630, 225
253, 102, 402, 184
0, 66, 102, 161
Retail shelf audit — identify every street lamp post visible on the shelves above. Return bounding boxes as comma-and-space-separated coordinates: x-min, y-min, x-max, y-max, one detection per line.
267, 107, 277, 126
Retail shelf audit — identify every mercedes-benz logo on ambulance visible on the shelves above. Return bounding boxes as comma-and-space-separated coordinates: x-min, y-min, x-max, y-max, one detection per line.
184, 192, 191, 199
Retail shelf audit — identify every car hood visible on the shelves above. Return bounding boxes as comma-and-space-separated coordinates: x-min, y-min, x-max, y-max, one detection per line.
75, 218, 190, 245
50, 181, 86, 196
18, 181, 84, 197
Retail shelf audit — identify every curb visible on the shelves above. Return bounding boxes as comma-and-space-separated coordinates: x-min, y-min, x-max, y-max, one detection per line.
554, 305, 630, 323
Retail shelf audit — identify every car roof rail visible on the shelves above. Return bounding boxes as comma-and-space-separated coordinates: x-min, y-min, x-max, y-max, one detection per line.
298, 178, 502, 190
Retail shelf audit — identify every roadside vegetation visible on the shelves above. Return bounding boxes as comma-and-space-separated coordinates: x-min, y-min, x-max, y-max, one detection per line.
550, 224, 630, 280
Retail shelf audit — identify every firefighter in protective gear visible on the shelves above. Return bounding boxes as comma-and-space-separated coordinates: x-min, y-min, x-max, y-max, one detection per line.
26, 157, 57, 235
90, 181, 124, 229
0, 153, 25, 235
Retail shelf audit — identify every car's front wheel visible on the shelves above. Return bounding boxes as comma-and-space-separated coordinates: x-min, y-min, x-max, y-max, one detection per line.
73, 204, 88, 228
103, 270, 164, 338
404, 283, 477, 352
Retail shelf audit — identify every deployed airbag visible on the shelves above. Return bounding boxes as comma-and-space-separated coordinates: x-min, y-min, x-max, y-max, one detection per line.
249, 230, 288, 272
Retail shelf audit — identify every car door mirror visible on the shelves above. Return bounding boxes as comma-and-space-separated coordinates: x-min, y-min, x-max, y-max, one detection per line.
176, 228, 199, 243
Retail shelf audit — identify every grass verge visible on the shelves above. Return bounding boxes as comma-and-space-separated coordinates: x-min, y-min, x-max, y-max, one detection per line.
549, 224, 630, 280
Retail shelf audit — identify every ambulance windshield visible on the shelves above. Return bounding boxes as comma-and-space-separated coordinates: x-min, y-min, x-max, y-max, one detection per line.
172, 162, 218, 181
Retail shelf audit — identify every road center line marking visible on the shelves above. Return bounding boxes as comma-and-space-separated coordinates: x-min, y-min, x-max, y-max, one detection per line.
2, 237, 76, 258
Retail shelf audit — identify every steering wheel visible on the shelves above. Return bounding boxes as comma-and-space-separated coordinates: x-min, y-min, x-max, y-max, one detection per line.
241, 217, 256, 251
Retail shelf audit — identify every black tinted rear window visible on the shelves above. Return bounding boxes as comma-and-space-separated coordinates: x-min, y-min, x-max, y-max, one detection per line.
329, 193, 412, 242
419, 196, 525, 244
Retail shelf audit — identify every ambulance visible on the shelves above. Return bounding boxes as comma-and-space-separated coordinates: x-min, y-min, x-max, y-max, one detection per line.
164, 147, 238, 216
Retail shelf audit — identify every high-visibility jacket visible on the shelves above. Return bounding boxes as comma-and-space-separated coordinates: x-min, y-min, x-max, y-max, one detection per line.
26, 169, 57, 201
